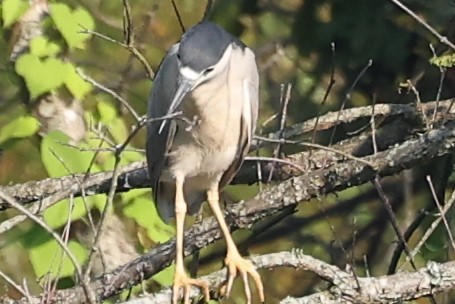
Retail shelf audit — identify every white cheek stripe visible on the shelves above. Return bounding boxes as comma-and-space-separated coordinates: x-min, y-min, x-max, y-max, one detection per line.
180, 66, 201, 80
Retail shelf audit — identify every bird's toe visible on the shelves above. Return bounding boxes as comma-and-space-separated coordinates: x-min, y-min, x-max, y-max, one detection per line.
222, 251, 265, 304
172, 272, 210, 304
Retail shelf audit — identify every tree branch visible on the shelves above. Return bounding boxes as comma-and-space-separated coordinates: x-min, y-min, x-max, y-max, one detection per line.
1, 99, 454, 210
137, 250, 455, 304
4, 110, 455, 303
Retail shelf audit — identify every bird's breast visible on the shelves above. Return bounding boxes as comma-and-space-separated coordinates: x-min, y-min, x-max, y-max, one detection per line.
166, 87, 242, 181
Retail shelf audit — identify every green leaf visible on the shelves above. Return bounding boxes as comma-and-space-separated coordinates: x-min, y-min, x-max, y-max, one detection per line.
50, 3, 94, 49
40, 131, 105, 227
15, 54, 67, 98
97, 99, 117, 122
30, 36, 62, 57
153, 264, 175, 287
430, 53, 455, 68
123, 197, 174, 243
151, 264, 207, 302
27, 232, 87, 278
2, 0, 28, 28
64, 64, 92, 99
0, 115, 39, 144
41, 130, 95, 176
120, 188, 149, 203
43, 194, 107, 228
96, 98, 128, 144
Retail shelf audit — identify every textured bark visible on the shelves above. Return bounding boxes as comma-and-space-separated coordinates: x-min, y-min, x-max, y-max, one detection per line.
2, 99, 455, 303
1, 99, 453, 209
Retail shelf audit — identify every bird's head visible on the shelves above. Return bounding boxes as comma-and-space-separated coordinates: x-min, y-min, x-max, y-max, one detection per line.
166, 22, 242, 115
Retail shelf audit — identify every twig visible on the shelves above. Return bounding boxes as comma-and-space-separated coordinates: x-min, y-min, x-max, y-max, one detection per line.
373, 177, 417, 271
268, 83, 292, 181
371, 93, 378, 155
429, 44, 446, 127
0, 191, 87, 297
79, 27, 154, 79
426, 176, 455, 251
83, 115, 149, 280
171, 0, 185, 33
403, 189, 455, 269
329, 59, 373, 146
388, 207, 432, 274
405, 79, 429, 129
389, 0, 455, 50
310, 42, 336, 148
0, 269, 28, 298
202, 0, 214, 21
254, 136, 376, 168
245, 156, 305, 173
122, 0, 132, 45
76, 68, 141, 122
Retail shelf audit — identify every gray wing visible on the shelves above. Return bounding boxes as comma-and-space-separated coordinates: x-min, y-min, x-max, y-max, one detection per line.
146, 44, 180, 205
220, 46, 259, 188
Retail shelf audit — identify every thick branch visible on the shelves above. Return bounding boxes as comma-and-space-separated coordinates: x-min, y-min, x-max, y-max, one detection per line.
7, 117, 455, 303
131, 251, 455, 304
1, 99, 453, 209
8, 251, 454, 304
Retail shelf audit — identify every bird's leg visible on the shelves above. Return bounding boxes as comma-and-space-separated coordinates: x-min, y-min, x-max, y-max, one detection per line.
207, 184, 265, 304
173, 175, 210, 304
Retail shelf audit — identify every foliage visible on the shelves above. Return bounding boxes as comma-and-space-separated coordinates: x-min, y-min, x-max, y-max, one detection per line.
0, 115, 39, 146
430, 52, 455, 68
0, 0, 455, 303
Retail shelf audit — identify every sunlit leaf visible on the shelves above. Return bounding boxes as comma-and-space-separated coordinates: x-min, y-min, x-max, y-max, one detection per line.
123, 196, 174, 243
120, 188, 149, 203
97, 99, 117, 123
153, 264, 175, 287
50, 3, 94, 49
41, 131, 94, 176
430, 53, 455, 68
30, 36, 62, 57
23, 226, 87, 278
2, 0, 28, 28
0, 115, 39, 144
15, 54, 67, 98
64, 64, 92, 99
96, 98, 129, 144
40, 131, 104, 227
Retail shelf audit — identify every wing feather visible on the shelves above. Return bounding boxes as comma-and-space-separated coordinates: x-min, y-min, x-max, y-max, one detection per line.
146, 44, 179, 205
219, 48, 259, 189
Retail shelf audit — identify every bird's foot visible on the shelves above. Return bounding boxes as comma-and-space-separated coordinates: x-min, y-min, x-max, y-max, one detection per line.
221, 250, 265, 304
172, 270, 210, 304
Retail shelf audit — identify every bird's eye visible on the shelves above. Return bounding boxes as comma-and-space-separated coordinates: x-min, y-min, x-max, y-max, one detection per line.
176, 53, 181, 60
204, 67, 214, 74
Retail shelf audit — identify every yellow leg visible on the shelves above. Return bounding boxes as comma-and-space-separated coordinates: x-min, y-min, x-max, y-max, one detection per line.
207, 184, 265, 304
172, 175, 210, 304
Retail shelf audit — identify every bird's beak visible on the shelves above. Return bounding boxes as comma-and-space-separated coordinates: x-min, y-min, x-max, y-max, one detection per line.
168, 76, 194, 115
158, 76, 195, 134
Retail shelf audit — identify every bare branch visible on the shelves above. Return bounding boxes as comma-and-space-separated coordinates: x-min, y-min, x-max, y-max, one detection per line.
6, 115, 455, 303
389, 0, 455, 50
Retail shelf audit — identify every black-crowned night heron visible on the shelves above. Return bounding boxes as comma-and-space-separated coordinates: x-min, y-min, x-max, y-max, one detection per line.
146, 21, 264, 304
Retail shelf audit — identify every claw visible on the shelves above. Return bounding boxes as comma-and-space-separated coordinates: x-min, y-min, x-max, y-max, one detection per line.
222, 250, 265, 304
172, 271, 210, 304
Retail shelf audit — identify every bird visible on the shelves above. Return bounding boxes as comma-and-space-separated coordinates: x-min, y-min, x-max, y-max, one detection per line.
146, 21, 264, 304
